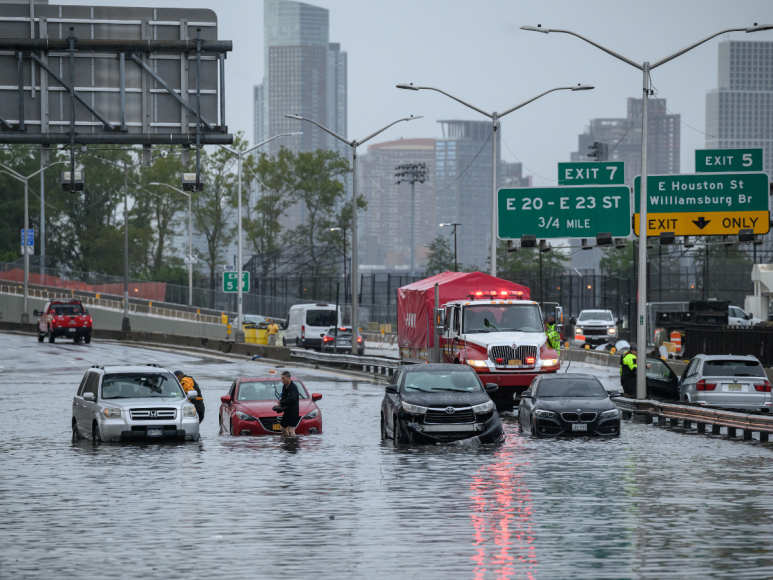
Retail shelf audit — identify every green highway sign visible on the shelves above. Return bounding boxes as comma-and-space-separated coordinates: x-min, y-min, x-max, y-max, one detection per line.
558, 161, 625, 185
498, 186, 631, 240
633, 172, 770, 236
223, 271, 249, 293
696, 148, 762, 173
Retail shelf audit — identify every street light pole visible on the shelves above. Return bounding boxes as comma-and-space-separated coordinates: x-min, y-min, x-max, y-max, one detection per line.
286, 113, 422, 355
0, 161, 65, 323
521, 21, 773, 400
439, 223, 462, 272
397, 83, 592, 276
330, 227, 348, 306
219, 132, 301, 342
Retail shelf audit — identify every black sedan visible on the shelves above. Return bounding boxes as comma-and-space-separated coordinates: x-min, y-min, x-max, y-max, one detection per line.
519, 374, 621, 437
381, 363, 504, 444
321, 327, 364, 356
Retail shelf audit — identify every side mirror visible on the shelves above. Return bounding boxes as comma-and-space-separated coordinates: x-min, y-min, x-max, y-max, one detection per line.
521, 390, 532, 399
608, 390, 623, 398
220, 395, 231, 403
746, 314, 753, 320
188, 391, 199, 400
569, 317, 576, 325
385, 385, 398, 394
617, 317, 624, 325
484, 383, 499, 393
85, 309, 90, 315
33, 309, 41, 317
312, 393, 322, 402
83, 392, 95, 401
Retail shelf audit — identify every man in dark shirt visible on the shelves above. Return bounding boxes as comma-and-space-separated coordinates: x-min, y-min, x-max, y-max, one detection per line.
279, 371, 300, 436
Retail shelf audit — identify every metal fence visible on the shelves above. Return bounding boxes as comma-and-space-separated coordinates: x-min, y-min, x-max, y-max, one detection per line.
683, 324, 773, 365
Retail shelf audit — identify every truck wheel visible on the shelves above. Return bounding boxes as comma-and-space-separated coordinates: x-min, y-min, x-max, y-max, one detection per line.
381, 414, 388, 440
48, 329, 55, 343
393, 416, 409, 445
84, 334, 91, 344
72, 420, 83, 441
92, 421, 102, 444
37, 332, 44, 343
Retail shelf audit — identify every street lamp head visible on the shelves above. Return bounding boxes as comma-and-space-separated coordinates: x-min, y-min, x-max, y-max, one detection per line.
289, 131, 304, 136
747, 23, 773, 33
572, 84, 595, 91
396, 83, 419, 91
520, 25, 548, 34
330, 227, 342, 232
285, 114, 303, 121
439, 223, 450, 227
407, 115, 423, 121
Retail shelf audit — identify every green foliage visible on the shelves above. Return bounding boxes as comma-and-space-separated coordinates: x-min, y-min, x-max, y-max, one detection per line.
495, 239, 568, 278
424, 235, 456, 276
599, 239, 636, 277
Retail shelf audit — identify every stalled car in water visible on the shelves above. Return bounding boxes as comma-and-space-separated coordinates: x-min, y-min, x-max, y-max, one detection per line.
321, 326, 364, 355
519, 374, 621, 437
71, 365, 201, 442
381, 363, 504, 444
219, 376, 323, 436
679, 354, 771, 412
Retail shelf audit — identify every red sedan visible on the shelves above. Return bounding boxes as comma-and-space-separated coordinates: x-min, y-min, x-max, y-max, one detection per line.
219, 376, 322, 436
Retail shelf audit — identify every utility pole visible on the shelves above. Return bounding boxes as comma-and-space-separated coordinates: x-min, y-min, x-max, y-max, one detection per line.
395, 162, 428, 277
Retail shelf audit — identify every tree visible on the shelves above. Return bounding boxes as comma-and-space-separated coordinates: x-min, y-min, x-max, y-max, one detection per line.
599, 240, 636, 277
495, 239, 568, 279
423, 235, 455, 275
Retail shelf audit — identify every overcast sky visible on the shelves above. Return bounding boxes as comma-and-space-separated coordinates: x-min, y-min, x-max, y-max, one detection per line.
68, 0, 771, 185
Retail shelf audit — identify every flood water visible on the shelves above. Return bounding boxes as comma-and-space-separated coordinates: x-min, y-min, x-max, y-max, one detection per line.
2, 332, 773, 579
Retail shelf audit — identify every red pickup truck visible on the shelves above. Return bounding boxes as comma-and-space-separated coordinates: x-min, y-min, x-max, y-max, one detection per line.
35, 300, 93, 344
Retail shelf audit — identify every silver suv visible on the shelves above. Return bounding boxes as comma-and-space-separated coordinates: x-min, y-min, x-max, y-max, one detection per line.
72, 365, 201, 442
572, 309, 621, 346
680, 355, 772, 412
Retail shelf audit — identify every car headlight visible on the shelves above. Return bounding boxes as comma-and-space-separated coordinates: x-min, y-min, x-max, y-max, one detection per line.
534, 409, 557, 418
235, 411, 257, 421
466, 359, 488, 368
302, 409, 319, 420
575, 327, 583, 334
103, 407, 122, 419
471, 400, 494, 414
607, 328, 616, 335
183, 405, 198, 418
401, 401, 428, 415
542, 358, 559, 366
600, 408, 620, 418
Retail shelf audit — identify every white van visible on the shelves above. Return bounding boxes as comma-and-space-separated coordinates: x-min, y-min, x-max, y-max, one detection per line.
284, 303, 342, 349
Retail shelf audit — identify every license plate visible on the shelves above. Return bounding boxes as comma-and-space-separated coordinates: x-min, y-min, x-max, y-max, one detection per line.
728, 384, 742, 391
572, 423, 588, 431
272, 424, 281, 431
509, 359, 521, 366
147, 428, 163, 437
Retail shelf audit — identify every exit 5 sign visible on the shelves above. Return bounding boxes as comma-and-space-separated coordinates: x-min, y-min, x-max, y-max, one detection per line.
695, 148, 762, 173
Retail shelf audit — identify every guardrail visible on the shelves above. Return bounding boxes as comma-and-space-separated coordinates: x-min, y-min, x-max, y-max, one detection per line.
289, 348, 400, 377
614, 396, 773, 441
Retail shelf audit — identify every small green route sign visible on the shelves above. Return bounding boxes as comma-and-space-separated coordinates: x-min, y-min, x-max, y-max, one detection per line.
497, 186, 631, 239
223, 271, 249, 293
558, 161, 625, 185
695, 148, 762, 173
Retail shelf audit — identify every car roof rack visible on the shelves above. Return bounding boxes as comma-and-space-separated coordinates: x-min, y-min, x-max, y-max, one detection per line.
90, 365, 104, 369
146, 363, 164, 368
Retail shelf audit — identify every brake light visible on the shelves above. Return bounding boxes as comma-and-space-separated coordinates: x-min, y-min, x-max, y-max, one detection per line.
754, 381, 772, 392
323, 336, 333, 342
339, 327, 347, 331
696, 379, 716, 391
357, 337, 362, 343
301, 325, 305, 338
526, 357, 535, 365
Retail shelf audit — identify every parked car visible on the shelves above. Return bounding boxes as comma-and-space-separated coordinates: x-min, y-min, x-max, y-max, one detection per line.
571, 309, 621, 346
284, 303, 341, 350
219, 376, 322, 436
321, 326, 364, 355
35, 300, 92, 344
380, 363, 504, 444
678, 354, 771, 412
72, 365, 201, 442
518, 374, 621, 437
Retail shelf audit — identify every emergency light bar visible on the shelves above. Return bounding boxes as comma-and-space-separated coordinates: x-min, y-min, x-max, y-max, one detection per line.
467, 290, 526, 300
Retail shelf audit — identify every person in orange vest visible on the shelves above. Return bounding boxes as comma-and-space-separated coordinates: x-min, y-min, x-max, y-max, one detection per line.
175, 370, 204, 422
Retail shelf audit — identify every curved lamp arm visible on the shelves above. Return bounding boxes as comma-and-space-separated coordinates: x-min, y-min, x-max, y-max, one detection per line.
358, 116, 423, 146
397, 84, 491, 118
499, 85, 592, 118
285, 114, 349, 146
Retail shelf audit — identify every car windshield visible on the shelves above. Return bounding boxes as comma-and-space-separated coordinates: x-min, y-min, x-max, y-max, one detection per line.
403, 370, 482, 393
306, 309, 337, 327
463, 304, 543, 333
326, 328, 357, 338
537, 378, 607, 398
101, 373, 183, 399
51, 304, 84, 315
237, 380, 308, 401
578, 311, 613, 322
704, 360, 766, 378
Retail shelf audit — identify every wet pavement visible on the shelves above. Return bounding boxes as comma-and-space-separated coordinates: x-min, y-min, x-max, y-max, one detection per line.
2, 331, 773, 579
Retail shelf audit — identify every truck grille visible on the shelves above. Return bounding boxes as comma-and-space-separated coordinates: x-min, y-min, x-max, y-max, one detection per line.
259, 417, 281, 432
425, 407, 475, 424
130, 408, 176, 421
582, 328, 608, 336
489, 345, 538, 367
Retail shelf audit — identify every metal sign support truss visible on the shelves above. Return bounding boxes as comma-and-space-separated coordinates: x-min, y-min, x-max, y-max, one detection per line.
0, 32, 233, 189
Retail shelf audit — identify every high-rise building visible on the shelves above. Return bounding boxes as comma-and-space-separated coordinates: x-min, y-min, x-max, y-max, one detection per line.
326, 42, 347, 158
253, 84, 264, 146
359, 139, 436, 272
570, 98, 680, 186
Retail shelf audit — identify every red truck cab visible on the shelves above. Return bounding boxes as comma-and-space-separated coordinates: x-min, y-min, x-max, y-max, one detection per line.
35, 300, 93, 344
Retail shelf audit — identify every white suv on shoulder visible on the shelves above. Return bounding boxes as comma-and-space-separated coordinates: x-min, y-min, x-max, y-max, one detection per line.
72, 365, 201, 442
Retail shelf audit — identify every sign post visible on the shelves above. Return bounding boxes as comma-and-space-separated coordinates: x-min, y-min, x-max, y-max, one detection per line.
498, 186, 631, 240
633, 173, 770, 237
223, 272, 249, 293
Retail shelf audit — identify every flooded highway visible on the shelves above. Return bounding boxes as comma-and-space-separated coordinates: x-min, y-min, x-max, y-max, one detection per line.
2, 331, 773, 579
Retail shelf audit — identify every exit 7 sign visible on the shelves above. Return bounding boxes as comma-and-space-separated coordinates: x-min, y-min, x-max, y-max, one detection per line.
558, 161, 625, 185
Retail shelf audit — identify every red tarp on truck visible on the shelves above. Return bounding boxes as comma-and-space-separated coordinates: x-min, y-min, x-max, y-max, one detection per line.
397, 271, 531, 349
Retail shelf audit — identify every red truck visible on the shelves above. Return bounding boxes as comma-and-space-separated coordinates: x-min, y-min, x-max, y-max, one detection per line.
35, 300, 93, 343
397, 271, 560, 409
